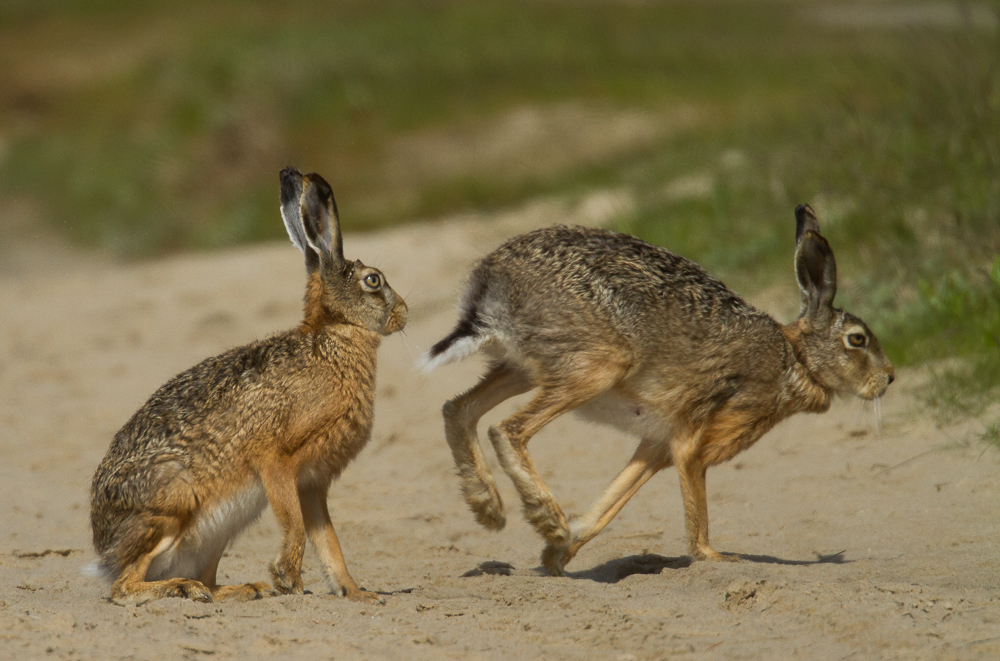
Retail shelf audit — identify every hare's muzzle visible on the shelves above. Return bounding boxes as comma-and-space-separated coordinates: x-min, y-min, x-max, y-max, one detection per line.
863, 363, 894, 400
384, 296, 407, 335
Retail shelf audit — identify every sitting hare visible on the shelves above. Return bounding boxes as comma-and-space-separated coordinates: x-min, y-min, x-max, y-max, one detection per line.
423, 205, 893, 575
90, 167, 406, 603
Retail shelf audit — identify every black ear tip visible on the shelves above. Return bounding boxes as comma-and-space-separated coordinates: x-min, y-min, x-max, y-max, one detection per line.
305, 171, 331, 189
280, 166, 302, 183
280, 167, 303, 205
794, 203, 820, 243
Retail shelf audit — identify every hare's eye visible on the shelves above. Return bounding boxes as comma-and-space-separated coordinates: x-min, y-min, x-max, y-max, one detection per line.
364, 273, 382, 289
847, 332, 867, 348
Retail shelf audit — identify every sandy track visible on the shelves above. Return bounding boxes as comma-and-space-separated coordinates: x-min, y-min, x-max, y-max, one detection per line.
1, 211, 998, 660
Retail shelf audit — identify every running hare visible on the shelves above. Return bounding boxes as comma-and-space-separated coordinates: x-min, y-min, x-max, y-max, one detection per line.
423, 205, 893, 575
90, 167, 407, 603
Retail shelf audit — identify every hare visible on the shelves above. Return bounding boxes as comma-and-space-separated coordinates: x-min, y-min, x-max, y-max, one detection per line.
90, 167, 407, 604
422, 205, 893, 576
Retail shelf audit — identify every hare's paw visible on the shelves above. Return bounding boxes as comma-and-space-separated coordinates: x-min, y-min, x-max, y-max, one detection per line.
463, 480, 506, 531
176, 580, 215, 602
269, 562, 305, 595
541, 543, 571, 577
542, 534, 586, 576
541, 524, 577, 576
112, 578, 213, 605
693, 547, 740, 563
213, 582, 277, 602
344, 587, 385, 605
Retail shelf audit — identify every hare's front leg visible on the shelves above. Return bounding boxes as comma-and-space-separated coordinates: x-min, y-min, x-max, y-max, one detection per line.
299, 483, 383, 604
672, 434, 737, 562
551, 437, 668, 569
261, 465, 307, 594
442, 363, 532, 531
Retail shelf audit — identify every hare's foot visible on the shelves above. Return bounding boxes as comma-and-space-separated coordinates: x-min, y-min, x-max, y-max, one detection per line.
487, 424, 571, 571
541, 540, 576, 577
531, 516, 572, 577
343, 586, 385, 605
542, 529, 591, 576
212, 582, 276, 601
692, 546, 739, 562
269, 561, 304, 595
443, 401, 508, 532
460, 473, 506, 531
112, 577, 213, 605
530, 503, 571, 577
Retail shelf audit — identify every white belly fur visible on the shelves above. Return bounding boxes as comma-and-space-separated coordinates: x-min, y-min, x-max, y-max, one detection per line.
146, 481, 268, 581
576, 389, 676, 441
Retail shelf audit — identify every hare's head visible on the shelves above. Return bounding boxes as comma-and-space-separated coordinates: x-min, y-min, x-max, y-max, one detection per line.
790, 205, 893, 400
280, 167, 407, 335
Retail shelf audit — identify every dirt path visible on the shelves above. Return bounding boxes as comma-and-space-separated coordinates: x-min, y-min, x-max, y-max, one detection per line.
1, 210, 997, 660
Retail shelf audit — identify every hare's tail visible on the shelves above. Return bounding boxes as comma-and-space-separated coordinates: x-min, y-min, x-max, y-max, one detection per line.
419, 315, 487, 373
420, 272, 495, 373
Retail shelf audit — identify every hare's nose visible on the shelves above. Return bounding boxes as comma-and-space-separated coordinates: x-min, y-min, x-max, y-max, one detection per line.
887, 373, 895, 385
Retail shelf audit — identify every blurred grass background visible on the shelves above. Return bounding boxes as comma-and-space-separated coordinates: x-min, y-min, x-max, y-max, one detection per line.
0, 0, 997, 438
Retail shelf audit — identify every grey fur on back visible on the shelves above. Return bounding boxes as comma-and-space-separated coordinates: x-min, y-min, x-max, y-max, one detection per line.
428, 225, 778, 381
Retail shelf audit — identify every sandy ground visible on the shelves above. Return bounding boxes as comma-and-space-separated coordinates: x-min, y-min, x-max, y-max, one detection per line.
1, 205, 998, 660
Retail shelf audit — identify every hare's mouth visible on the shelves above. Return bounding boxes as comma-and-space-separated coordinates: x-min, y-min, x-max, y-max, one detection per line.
383, 306, 407, 335
859, 376, 891, 401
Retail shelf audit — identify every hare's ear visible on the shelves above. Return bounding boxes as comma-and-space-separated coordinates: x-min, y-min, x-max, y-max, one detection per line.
280, 166, 320, 272
795, 204, 821, 243
793, 204, 837, 319
299, 172, 345, 268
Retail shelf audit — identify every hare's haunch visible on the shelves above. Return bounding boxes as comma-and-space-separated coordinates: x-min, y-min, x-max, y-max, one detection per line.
424, 205, 893, 575
90, 168, 406, 604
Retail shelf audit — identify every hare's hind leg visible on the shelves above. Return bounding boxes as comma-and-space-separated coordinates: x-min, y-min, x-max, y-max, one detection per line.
443, 363, 533, 531
488, 365, 627, 576
550, 437, 670, 570
299, 483, 383, 604
109, 519, 213, 604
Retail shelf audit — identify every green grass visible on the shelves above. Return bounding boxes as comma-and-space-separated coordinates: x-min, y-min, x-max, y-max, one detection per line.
0, 0, 915, 253
1, 0, 998, 439
613, 8, 1000, 440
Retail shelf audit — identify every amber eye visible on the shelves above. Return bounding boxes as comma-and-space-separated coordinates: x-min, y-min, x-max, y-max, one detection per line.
847, 332, 867, 348
363, 273, 382, 289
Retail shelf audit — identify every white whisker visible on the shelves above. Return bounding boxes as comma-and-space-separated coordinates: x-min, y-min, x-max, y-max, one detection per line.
854, 398, 868, 429
397, 330, 418, 361
874, 396, 883, 437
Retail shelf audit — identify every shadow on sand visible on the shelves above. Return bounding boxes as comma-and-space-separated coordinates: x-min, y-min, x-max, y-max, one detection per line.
461, 550, 848, 584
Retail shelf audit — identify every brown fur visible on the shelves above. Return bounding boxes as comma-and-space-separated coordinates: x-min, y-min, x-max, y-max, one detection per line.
90, 168, 406, 604
425, 204, 893, 575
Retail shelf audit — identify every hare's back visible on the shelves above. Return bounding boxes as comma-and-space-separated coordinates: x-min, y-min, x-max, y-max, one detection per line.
477, 225, 755, 334
93, 334, 305, 487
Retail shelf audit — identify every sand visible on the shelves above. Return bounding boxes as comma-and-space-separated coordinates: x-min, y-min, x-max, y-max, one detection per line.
2, 207, 998, 660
